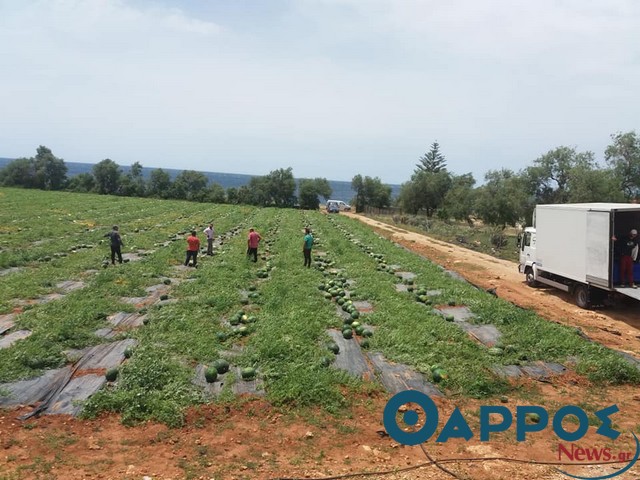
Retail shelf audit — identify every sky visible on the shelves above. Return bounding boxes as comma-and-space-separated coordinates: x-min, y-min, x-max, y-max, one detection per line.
1, 0, 639, 184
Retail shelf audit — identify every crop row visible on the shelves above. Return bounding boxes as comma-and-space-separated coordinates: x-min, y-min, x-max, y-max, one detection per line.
321, 213, 640, 387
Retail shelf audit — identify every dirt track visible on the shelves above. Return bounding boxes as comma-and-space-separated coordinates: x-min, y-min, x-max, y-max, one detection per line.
344, 213, 640, 360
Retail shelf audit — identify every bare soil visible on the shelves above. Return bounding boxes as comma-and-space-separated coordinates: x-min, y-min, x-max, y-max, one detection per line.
1, 214, 639, 480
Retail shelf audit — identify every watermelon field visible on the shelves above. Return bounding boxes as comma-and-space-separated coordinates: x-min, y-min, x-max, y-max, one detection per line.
1, 187, 640, 479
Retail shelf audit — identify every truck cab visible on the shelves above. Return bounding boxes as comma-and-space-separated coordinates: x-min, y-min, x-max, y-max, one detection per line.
518, 227, 538, 286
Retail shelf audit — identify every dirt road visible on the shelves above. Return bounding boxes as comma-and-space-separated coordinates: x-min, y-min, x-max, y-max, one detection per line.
344, 213, 640, 359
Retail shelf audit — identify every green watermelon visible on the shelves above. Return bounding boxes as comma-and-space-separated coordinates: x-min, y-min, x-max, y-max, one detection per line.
526, 413, 541, 424
105, 367, 119, 382
216, 332, 227, 342
124, 346, 134, 359
241, 367, 256, 380
205, 367, 218, 383
432, 368, 448, 383
350, 311, 360, 320
359, 339, 370, 349
355, 325, 365, 336
342, 329, 353, 339
488, 347, 504, 356
362, 329, 373, 338
213, 359, 230, 374
327, 342, 340, 354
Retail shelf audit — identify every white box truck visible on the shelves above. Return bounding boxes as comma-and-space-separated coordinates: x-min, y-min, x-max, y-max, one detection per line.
518, 203, 640, 308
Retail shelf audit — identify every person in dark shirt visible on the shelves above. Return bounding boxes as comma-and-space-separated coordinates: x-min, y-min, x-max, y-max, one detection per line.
613, 229, 639, 287
185, 231, 200, 267
104, 225, 123, 265
303, 227, 313, 268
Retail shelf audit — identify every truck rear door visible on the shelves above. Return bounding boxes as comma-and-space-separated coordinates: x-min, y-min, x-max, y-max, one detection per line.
585, 210, 611, 289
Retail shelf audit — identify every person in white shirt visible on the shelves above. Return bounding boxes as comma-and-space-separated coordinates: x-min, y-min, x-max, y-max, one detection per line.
203, 223, 215, 256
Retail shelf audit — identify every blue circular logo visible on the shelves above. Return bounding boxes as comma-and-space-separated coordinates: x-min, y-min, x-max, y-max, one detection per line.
383, 390, 439, 446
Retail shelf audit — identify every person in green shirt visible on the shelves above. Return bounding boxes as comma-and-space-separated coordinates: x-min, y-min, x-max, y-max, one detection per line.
303, 227, 313, 268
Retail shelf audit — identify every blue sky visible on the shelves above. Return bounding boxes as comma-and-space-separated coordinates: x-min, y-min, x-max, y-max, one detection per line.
1, 0, 639, 184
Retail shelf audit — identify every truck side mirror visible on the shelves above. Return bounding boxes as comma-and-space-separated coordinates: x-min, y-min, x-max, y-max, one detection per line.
516, 233, 522, 249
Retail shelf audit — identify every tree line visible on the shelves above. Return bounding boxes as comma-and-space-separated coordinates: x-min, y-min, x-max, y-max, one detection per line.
2, 131, 639, 226
392, 131, 640, 227
0, 148, 333, 210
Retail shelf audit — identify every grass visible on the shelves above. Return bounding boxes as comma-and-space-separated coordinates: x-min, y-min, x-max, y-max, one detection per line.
0, 187, 638, 428
367, 213, 520, 261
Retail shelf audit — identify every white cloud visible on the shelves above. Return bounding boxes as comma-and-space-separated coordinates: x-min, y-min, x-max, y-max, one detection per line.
0, 0, 638, 183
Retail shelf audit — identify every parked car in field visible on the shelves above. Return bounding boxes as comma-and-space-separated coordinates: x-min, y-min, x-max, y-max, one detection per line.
326, 201, 340, 213
326, 200, 351, 212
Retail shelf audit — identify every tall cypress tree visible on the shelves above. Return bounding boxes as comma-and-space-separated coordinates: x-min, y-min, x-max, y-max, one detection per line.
415, 141, 447, 174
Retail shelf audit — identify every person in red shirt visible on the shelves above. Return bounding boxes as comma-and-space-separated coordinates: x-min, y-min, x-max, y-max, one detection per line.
185, 230, 200, 267
246, 228, 262, 263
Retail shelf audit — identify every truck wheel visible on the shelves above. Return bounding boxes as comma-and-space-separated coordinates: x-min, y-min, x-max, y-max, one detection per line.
525, 270, 539, 287
574, 285, 591, 309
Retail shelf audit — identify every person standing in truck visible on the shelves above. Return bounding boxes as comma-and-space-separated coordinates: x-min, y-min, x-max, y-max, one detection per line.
613, 229, 639, 287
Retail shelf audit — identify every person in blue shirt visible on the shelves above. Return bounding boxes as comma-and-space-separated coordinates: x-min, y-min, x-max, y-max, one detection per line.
303, 227, 314, 268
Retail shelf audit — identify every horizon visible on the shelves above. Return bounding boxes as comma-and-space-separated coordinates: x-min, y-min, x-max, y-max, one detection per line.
0, 156, 401, 187
0, 157, 403, 201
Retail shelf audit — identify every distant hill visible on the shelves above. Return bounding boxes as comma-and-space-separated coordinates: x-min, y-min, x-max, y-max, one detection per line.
0, 158, 401, 201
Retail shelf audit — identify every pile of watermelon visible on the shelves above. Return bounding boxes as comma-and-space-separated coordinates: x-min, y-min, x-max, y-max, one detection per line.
341, 317, 374, 342
229, 310, 258, 326
256, 262, 273, 279
314, 255, 335, 272
413, 286, 433, 305
318, 277, 349, 300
